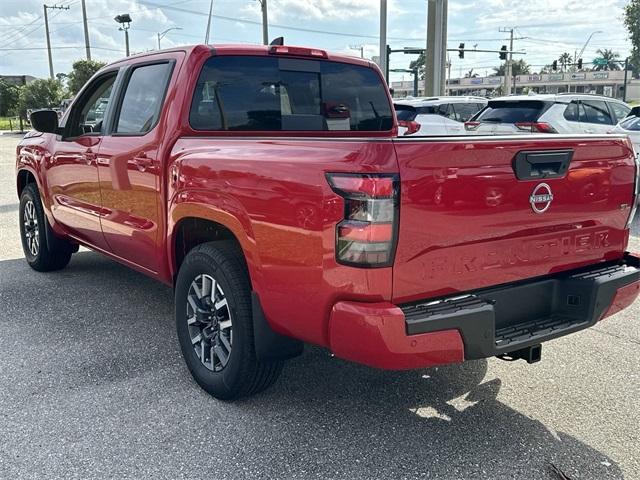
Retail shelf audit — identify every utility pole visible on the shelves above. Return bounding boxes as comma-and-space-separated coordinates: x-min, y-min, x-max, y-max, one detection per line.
379, 0, 387, 82
205, 0, 213, 43
425, 0, 448, 96
260, 0, 268, 45
43, 4, 70, 80
623, 57, 629, 102
81, 0, 91, 60
350, 45, 364, 58
499, 27, 514, 95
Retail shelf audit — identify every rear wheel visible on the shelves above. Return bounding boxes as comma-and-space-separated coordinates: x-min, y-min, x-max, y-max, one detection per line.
175, 241, 283, 400
19, 183, 73, 271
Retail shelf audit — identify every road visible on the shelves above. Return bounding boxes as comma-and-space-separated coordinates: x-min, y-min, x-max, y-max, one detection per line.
0, 133, 638, 479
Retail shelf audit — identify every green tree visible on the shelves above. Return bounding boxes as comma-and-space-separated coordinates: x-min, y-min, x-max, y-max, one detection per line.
558, 52, 573, 72
18, 78, 65, 117
492, 59, 531, 76
409, 52, 426, 79
0, 80, 21, 116
67, 59, 106, 95
593, 48, 621, 71
464, 69, 478, 78
624, 0, 640, 77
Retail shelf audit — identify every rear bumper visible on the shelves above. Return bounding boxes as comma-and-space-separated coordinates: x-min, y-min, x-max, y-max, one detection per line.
328, 253, 640, 370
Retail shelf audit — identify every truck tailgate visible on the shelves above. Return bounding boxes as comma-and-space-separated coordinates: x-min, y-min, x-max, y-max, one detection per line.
392, 135, 637, 304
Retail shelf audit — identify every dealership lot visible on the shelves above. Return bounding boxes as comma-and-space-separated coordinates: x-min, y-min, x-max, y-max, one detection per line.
0, 133, 638, 479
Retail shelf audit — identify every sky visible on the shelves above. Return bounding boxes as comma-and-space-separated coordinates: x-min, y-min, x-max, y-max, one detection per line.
0, 0, 633, 83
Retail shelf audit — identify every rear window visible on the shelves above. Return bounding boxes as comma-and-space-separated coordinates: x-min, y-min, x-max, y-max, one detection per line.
394, 105, 417, 121
476, 100, 548, 123
190, 55, 393, 132
619, 116, 640, 131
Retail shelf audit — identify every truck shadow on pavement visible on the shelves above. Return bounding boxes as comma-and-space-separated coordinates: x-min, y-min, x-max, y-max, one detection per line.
0, 251, 624, 480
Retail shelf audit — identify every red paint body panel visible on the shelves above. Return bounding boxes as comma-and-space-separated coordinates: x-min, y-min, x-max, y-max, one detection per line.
392, 137, 637, 303
15, 44, 640, 371
602, 280, 640, 320
167, 137, 398, 345
328, 301, 464, 370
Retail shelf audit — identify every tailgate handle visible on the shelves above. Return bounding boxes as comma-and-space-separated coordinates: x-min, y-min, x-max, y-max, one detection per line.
513, 150, 573, 180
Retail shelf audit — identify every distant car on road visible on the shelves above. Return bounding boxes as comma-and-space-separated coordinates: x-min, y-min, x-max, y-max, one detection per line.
465, 94, 631, 135
611, 115, 640, 152
395, 96, 487, 135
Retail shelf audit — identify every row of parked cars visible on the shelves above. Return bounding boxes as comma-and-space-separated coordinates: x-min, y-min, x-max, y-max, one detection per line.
395, 94, 640, 150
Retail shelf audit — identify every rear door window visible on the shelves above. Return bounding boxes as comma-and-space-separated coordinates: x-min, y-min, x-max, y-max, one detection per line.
115, 62, 173, 134
190, 56, 393, 132
581, 100, 613, 125
476, 100, 547, 123
452, 103, 481, 122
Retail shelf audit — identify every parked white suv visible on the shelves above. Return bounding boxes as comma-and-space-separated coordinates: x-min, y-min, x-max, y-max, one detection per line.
395, 96, 487, 135
465, 94, 631, 135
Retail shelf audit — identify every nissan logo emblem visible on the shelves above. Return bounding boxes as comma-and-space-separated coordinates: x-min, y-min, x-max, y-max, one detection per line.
530, 183, 554, 214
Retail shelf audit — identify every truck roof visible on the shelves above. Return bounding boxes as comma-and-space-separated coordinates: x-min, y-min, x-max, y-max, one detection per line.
104, 43, 374, 69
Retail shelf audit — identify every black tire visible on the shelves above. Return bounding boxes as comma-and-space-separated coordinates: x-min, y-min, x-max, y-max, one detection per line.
19, 183, 73, 272
175, 241, 283, 400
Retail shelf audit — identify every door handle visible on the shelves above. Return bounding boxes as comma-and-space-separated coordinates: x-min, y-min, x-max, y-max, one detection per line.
132, 154, 153, 172
84, 149, 97, 165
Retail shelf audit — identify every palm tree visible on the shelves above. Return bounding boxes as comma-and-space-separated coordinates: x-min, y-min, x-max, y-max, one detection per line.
594, 48, 621, 71
464, 69, 478, 78
558, 52, 573, 72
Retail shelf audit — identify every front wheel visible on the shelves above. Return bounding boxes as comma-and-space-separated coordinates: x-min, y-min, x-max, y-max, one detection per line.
175, 241, 283, 400
19, 183, 73, 272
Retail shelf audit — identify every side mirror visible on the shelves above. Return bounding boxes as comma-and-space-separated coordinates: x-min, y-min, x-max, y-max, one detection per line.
29, 109, 59, 134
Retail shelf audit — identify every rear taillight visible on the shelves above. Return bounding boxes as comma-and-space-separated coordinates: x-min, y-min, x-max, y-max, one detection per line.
326, 173, 399, 267
398, 120, 420, 135
515, 122, 557, 133
464, 121, 480, 131
628, 149, 639, 228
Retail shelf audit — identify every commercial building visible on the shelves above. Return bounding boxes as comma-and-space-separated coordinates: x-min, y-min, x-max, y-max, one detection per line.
391, 70, 640, 101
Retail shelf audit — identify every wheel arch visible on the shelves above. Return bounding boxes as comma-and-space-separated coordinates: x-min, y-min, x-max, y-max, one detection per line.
16, 168, 38, 198
168, 201, 261, 288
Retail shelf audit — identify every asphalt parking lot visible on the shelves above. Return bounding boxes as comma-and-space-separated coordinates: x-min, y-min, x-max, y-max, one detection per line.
0, 133, 638, 479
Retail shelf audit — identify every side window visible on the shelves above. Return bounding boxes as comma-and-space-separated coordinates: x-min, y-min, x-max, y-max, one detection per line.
563, 101, 580, 122
114, 63, 173, 134
417, 106, 436, 115
67, 73, 117, 137
452, 103, 479, 122
582, 100, 613, 125
609, 102, 631, 123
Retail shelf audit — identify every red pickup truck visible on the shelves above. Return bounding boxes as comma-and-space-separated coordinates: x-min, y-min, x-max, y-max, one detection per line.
16, 44, 640, 399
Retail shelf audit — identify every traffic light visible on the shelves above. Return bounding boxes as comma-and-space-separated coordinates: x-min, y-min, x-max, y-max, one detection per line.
499, 45, 507, 60
577, 58, 583, 70
552, 60, 558, 71
458, 43, 465, 59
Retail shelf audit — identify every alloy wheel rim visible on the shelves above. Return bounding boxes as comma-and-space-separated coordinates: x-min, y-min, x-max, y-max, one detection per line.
23, 200, 40, 257
186, 274, 233, 372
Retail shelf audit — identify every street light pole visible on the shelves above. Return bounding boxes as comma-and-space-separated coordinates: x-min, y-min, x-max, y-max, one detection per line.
114, 14, 132, 57
158, 27, 182, 50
